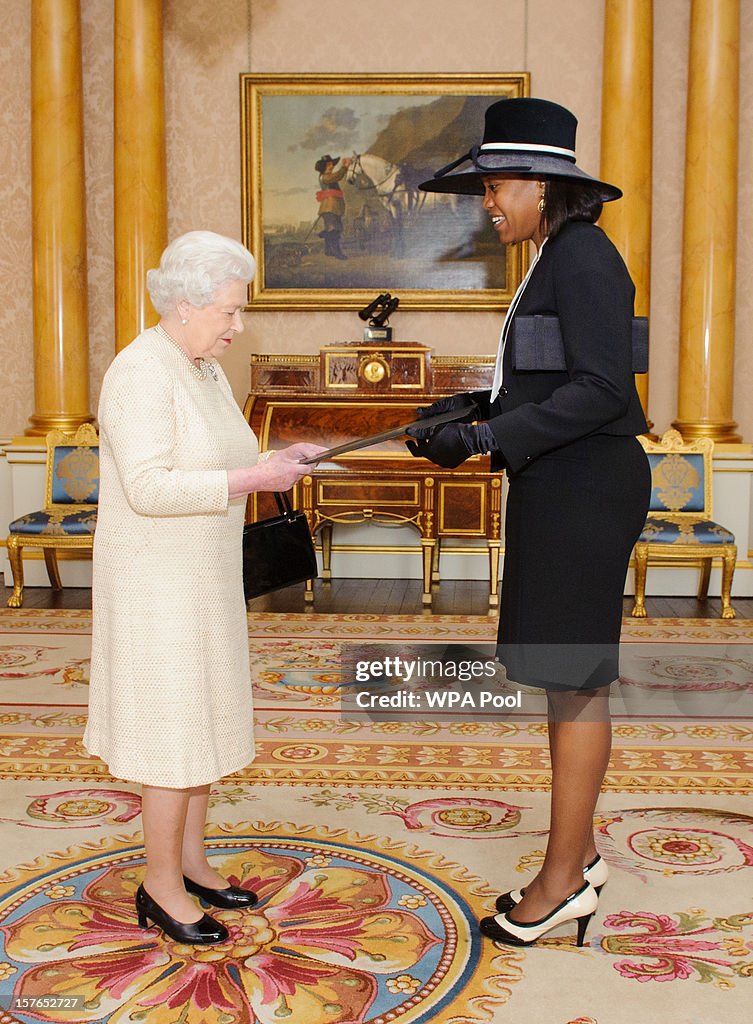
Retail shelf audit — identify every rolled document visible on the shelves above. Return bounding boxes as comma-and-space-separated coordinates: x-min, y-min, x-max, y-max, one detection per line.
297, 402, 477, 464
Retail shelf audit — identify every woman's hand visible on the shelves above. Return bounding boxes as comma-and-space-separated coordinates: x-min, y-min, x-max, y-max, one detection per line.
227, 444, 327, 499
277, 442, 327, 465
406, 422, 498, 469
406, 423, 476, 468
416, 393, 478, 419
257, 444, 327, 492
409, 394, 479, 439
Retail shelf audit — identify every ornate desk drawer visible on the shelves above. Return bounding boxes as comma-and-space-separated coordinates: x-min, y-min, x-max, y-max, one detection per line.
316, 478, 421, 508
438, 480, 491, 536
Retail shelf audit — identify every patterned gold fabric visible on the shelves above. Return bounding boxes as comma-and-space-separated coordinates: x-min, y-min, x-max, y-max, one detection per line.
646, 452, 704, 512
639, 517, 734, 545
50, 446, 99, 503
8, 510, 98, 537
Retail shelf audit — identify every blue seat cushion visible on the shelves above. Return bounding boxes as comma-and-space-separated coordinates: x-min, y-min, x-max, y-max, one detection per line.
9, 510, 97, 537
640, 517, 735, 545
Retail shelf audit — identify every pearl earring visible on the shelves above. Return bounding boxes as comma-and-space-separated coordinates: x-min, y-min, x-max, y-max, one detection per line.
181, 318, 188, 325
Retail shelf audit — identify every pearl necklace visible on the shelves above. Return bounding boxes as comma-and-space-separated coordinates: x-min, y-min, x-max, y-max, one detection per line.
155, 323, 218, 382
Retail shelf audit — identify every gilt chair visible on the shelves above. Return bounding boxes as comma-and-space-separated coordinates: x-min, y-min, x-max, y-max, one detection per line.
6, 424, 99, 608
631, 429, 736, 619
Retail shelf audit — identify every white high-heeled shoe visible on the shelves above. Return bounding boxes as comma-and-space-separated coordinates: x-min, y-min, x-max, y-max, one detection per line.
480, 880, 598, 947
495, 853, 608, 913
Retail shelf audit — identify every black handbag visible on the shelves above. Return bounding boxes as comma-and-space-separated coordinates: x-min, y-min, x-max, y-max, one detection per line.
243, 492, 317, 599
510, 315, 648, 373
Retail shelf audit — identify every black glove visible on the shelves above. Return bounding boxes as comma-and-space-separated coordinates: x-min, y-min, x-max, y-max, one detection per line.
411, 394, 479, 439
406, 422, 497, 469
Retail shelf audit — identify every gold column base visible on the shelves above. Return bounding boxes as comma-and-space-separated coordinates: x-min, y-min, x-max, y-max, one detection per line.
671, 419, 742, 443
25, 413, 96, 437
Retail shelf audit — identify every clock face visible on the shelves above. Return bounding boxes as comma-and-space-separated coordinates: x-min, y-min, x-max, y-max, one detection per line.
360, 355, 390, 384
363, 360, 386, 383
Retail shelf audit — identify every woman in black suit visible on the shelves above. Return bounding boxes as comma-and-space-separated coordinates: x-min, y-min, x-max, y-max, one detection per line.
408, 98, 651, 947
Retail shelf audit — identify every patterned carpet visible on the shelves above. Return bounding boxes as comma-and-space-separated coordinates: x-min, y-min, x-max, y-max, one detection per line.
0, 609, 752, 1024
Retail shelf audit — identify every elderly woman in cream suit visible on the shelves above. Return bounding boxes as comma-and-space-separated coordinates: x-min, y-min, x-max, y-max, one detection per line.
84, 231, 324, 945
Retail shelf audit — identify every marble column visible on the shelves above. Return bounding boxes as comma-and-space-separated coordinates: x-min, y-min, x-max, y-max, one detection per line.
114, 0, 167, 351
29, 0, 92, 435
599, 0, 653, 422
673, 0, 740, 441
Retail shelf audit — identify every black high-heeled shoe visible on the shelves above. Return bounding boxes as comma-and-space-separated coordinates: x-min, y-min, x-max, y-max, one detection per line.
495, 854, 608, 913
480, 881, 598, 947
183, 875, 258, 909
135, 884, 228, 944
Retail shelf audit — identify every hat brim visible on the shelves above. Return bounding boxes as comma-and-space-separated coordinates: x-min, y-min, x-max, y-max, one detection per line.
419, 154, 621, 203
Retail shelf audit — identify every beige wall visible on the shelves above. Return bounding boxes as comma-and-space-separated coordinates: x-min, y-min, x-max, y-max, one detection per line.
1, 0, 752, 441
1, 0, 34, 436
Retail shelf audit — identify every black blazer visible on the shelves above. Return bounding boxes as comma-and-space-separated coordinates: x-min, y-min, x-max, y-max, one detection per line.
476, 221, 648, 475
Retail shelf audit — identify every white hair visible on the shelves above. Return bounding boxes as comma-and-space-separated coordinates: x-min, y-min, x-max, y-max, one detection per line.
146, 230, 256, 314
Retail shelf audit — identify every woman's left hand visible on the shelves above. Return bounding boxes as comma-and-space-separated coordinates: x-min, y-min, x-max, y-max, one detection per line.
406, 423, 477, 468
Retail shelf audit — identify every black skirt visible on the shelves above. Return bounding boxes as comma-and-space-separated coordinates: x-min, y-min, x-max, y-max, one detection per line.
497, 433, 651, 690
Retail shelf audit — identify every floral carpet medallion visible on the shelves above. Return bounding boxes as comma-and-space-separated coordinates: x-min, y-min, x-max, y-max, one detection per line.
0, 824, 521, 1024
10, 790, 142, 831
252, 641, 434, 705
302, 791, 540, 841
596, 907, 753, 986
0, 645, 87, 688
595, 807, 753, 881
619, 652, 753, 692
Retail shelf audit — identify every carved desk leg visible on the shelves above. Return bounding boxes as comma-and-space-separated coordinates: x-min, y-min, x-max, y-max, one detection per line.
320, 522, 333, 582
488, 541, 501, 608
431, 537, 441, 584
421, 540, 436, 606
488, 477, 503, 607
302, 475, 315, 603
421, 477, 436, 606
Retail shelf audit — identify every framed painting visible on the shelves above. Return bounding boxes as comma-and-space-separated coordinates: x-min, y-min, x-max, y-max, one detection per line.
240, 73, 529, 311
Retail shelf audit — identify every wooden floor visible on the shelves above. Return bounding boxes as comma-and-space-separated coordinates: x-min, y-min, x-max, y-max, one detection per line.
3, 580, 752, 619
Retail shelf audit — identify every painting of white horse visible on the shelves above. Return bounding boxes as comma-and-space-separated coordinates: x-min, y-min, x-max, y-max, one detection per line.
241, 73, 528, 307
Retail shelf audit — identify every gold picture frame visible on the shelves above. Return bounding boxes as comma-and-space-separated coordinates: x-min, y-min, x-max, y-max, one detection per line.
240, 72, 530, 311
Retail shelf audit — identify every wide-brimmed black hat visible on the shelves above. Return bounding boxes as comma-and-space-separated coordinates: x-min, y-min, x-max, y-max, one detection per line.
315, 154, 340, 173
419, 98, 621, 202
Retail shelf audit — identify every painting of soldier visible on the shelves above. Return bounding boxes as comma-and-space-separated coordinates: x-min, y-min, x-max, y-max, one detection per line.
242, 74, 528, 308
314, 154, 351, 260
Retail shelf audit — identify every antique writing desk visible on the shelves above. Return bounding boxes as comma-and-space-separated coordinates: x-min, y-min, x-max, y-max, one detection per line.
243, 343, 501, 607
